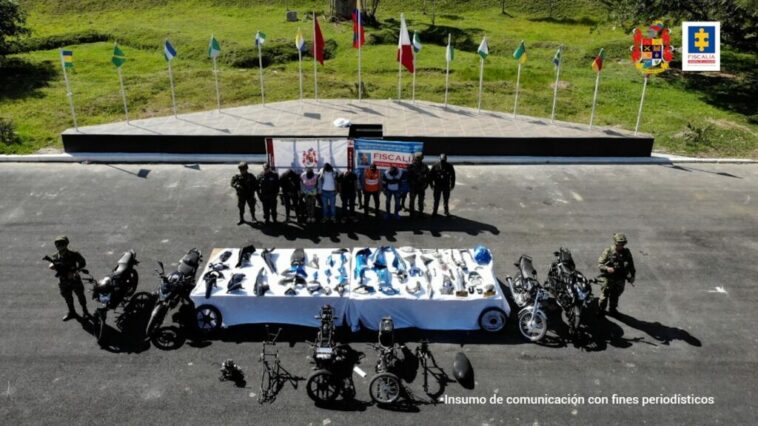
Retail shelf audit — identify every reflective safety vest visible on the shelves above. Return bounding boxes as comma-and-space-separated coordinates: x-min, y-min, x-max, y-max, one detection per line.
364, 169, 381, 192
301, 173, 318, 195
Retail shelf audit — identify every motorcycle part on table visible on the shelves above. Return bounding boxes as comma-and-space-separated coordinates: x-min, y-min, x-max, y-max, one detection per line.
227, 273, 246, 293
219, 359, 245, 386
483, 283, 496, 297
440, 276, 454, 295
261, 248, 277, 274
218, 250, 232, 263
203, 270, 220, 299
254, 268, 269, 296
473, 245, 492, 265
309, 253, 319, 269
405, 281, 422, 296
236, 244, 256, 268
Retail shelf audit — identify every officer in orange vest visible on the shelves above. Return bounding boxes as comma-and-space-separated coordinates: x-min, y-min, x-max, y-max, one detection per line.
362, 163, 382, 218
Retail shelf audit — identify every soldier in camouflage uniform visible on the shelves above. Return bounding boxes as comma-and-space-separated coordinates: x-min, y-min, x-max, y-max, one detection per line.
47, 236, 90, 321
231, 161, 259, 225
597, 233, 636, 316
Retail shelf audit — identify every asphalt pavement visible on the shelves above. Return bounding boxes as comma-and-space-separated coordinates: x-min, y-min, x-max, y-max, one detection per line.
1, 163, 756, 425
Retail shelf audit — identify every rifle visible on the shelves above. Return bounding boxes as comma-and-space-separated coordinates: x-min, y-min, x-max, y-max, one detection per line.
43, 255, 66, 278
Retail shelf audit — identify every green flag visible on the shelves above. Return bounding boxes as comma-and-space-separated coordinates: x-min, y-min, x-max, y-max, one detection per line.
513, 40, 527, 64
445, 37, 454, 63
112, 44, 126, 68
208, 35, 221, 59
477, 37, 489, 59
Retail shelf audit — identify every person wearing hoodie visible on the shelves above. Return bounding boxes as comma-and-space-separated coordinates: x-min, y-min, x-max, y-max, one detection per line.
383, 166, 404, 220
318, 163, 338, 223
430, 153, 456, 217
300, 167, 319, 223
280, 168, 301, 223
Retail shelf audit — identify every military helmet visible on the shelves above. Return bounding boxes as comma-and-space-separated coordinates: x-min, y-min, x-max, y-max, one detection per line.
54, 235, 69, 246
613, 233, 628, 245
238, 161, 248, 170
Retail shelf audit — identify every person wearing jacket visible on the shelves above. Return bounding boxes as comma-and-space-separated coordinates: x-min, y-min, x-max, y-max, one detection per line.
338, 168, 359, 223
318, 163, 338, 223
430, 153, 456, 217
406, 153, 431, 219
280, 168, 301, 223
257, 163, 280, 224
362, 163, 382, 218
383, 166, 404, 220
300, 167, 319, 223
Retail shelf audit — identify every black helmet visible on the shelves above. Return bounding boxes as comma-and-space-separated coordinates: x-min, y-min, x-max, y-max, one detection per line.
238, 161, 248, 170
54, 235, 69, 247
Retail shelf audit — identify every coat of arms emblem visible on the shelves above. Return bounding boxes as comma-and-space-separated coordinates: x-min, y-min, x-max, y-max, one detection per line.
301, 148, 318, 168
632, 21, 673, 75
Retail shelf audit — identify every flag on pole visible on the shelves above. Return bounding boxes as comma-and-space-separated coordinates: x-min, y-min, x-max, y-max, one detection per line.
445, 38, 454, 63
295, 28, 305, 52
477, 37, 489, 59
208, 35, 221, 59
314, 16, 325, 64
513, 40, 527, 63
352, 0, 365, 48
397, 14, 414, 73
61, 50, 74, 68
112, 44, 126, 68
412, 32, 422, 53
164, 39, 177, 61
255, 31, 267, 47
552, 46, 561, 67
592, 48, 605, 72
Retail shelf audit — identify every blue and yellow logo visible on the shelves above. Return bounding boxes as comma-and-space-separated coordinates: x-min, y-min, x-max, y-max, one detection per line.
688, 26, 716, 53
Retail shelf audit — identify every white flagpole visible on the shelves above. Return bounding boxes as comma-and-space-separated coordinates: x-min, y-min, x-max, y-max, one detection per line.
212, 57, 221, 111
257, 35, 265, 105
550, 47, 562, 123
313, 11, 319, 102
167, 53, 177, 117
298, 46, 303, 101
117, 66, 129, 123
513, 63, 522, 119
357, 7, 363, 101
397, 14, 404, 101
412, 46, 417, 103
635, 75, 649, 135
444, 34, 450, 109
59, 52, 78, 131
589, 71, 601, 129
477, 57, 484, 112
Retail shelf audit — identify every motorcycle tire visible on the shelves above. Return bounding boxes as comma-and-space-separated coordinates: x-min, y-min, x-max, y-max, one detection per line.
306, 369, 339, 404
195, 305, 222, 334
478, 307, 507, 333
517, 306, 548, 342
369, 372, 402, 405
146, 303, 168, 337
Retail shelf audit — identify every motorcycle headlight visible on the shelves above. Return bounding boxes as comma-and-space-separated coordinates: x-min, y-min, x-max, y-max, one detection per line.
98, 294, 111, 304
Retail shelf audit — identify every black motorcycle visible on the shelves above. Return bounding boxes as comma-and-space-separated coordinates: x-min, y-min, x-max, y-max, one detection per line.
146, 248, 202, 339
368, 316, 411, 405
546, 248, 596, 339
306, 305, 365, 405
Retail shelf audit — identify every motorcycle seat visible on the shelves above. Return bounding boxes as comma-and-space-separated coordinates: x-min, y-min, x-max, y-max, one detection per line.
112, 251, 136, 278
177, 261, 197, 277
519, 256, 537, 281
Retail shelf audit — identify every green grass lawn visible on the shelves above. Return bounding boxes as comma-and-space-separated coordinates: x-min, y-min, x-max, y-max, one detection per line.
1, 0, 756, 156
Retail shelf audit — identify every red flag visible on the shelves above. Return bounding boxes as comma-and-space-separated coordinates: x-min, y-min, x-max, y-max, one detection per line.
396, 14, 414, 73
313, 15, 325, 65
352, 6, 365, 48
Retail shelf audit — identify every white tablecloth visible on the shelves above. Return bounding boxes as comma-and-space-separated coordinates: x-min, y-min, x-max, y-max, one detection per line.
189, 247, 509, 331
344, 247, 510, 331
190, 248, 350, 327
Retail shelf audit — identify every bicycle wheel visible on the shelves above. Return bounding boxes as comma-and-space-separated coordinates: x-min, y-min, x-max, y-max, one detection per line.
369, 372, 401, 405
259, 365, 272, 403
306, 369, 338, 404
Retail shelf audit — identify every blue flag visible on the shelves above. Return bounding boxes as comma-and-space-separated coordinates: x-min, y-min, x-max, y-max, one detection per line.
164, 40, 177, 61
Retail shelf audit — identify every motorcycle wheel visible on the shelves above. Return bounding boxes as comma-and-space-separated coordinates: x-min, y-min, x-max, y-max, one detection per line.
126, 291, 154, 314
518, 306, 548, 342
306, 369, 339, 404
124, 270, 139, 298
146, 304, 168, 337
369, 372, 402, 405
195, 305, 222, 334
478, 307, 507, 333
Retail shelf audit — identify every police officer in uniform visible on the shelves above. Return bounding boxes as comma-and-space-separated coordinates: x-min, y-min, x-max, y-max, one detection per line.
257, 163, 280, 224
597, 233, 636, 316
231, 161, 259, 225
430, 153, 456, 217
47, 236, 90, 321
407, 153, 430, 219
280, 168, 301, 223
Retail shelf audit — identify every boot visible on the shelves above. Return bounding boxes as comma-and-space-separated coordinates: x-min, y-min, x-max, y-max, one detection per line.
62, 311, 77, 321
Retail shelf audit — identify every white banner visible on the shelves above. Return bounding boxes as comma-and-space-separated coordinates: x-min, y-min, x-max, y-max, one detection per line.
266, 138, 351, 173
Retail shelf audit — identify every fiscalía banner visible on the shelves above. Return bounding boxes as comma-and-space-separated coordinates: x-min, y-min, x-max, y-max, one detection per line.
266, 138, 351, 173
353, 139, 424, 171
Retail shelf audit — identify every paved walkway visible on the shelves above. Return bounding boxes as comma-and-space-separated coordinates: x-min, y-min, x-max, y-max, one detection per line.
62, 99, 646, 139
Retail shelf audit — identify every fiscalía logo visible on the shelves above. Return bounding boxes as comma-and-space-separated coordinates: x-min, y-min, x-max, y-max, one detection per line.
682, 21, 720, 71
631, 21, 673, 75
301, 147, 319, 167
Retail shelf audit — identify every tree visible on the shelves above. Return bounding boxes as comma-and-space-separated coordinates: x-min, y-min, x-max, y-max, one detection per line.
0, 0, 30, 55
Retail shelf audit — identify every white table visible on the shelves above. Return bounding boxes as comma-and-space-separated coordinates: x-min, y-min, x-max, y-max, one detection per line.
190, 248, 351, 328
344, 247, 510, 331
